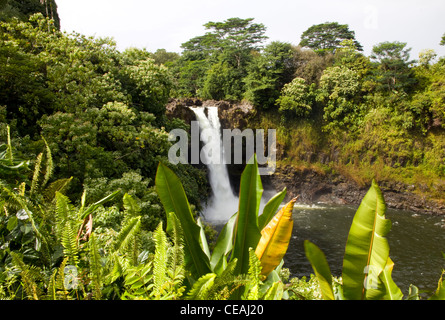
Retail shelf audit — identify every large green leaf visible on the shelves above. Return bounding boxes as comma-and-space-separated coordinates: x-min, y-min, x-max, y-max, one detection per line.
380, 257, 403, 300
230, 155, 262, 276
341, 180, 394, 300
304, 240, 335, 300
79, 190, 121, 220
258, 187, 287, 231
210, 212, 237, 274
155, 162, 211, 279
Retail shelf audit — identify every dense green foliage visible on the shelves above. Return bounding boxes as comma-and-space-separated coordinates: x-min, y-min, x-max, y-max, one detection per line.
0, 0, 59, 29
0, 7, 443, 301
172, 19, 444, 202
0, 14, 208, 226
299, 22, 363, 54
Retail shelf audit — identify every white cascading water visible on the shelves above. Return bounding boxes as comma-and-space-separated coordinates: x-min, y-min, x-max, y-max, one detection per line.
190, 106, 239, 221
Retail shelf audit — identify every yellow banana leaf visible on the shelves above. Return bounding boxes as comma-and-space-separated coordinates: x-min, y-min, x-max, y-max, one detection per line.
255, 197, 298, 277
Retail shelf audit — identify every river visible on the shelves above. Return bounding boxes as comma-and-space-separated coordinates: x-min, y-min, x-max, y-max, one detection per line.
284, 204, 445, 297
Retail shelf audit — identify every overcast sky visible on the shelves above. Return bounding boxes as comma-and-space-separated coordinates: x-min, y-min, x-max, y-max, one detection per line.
56, 0, 445, 60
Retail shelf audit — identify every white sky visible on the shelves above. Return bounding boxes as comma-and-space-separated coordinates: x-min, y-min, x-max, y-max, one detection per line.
56, 0, 445, 59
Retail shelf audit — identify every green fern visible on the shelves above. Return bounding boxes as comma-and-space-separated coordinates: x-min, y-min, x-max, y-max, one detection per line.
185, 258, 249, 300
246, 248, 263, 300
121, 262, 153, 299
88, 232, 103, 300
166, 212, 185, 283
55, 192, 80, 266
186, 273, 217, 300
46, 257, 70, 300
151, 218, 186, 300
43, 177, 72, 202
153, 221, 168, 295
41, 137, 53, 189
30, 137, 54, 197
112, 216, 141, 264
10, 251, 42, 300
123, 193, 141, 218
30, 152, 43, 196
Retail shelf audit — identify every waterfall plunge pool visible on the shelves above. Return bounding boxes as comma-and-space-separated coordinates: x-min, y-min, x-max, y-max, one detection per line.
286, 204, 445, 297
206, 203, 445, 297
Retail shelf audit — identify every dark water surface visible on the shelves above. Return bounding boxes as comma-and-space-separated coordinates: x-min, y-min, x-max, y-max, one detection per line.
285, 204, 445, 296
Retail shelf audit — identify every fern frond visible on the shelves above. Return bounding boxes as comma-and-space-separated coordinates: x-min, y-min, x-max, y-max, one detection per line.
186, 273, 217, 300
30, 152, 43, 196
54, 257, 69, 300
88, 232, 102, 300
166, 212, 185, 280
105, 252, 130, 285
153, 221, 168, 296
10, 251, 42, 300
246, 248, 263, 299
122, 262, 153, 300
61, 222, 80, 267
41, 137, 53, 188
208, 258, 249, 300
43, 177, 72, 202
55, 192, 79, 266
46, 268, 58, 300
112, 216, 141, 261
123, 193, 140, 219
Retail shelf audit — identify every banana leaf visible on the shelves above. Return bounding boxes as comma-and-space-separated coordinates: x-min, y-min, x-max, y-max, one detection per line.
155, 162, 211, 279
230, 155, 262, 276
258, 187, 287, 230
255, 197, 296, 277
197, 217, 211, 259
210, 212, 237, 274
380, 257, 403, 300
341, 180, 395, 300
304, 240, 335, 300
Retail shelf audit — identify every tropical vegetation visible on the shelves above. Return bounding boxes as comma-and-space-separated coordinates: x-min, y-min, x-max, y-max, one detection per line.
0, 1, 444, 300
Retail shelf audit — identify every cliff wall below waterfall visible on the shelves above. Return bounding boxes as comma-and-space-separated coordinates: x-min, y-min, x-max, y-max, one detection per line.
166, 98, 445, 215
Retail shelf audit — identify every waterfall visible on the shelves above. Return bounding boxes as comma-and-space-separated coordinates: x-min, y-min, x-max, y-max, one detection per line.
190, 106, 239, 221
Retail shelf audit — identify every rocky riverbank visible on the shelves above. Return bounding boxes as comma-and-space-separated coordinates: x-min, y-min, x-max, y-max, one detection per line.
269, 164, 445, 215
166, 98, 445, 216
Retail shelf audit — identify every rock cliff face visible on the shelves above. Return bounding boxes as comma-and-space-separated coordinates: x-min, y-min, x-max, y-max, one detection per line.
166, 98, 255, 129
165, 98, 445, 215
269, 164, 445, 215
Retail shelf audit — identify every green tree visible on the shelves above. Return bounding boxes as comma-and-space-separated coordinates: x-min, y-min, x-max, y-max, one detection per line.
276, 77, 313, 118
299, 22, 363, 55
203, 17, 267, 67
243, 41, 296, 108
150, 48, 180, 67
370, 41, 417, 93
292, 46, 334, 85
334, 39, 371, 78
0, 0, 59, 29
317, 65, 363, 131
179, 17, 267, 100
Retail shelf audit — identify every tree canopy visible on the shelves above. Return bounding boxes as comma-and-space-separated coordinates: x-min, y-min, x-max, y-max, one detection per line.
299, 22, 363, 54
